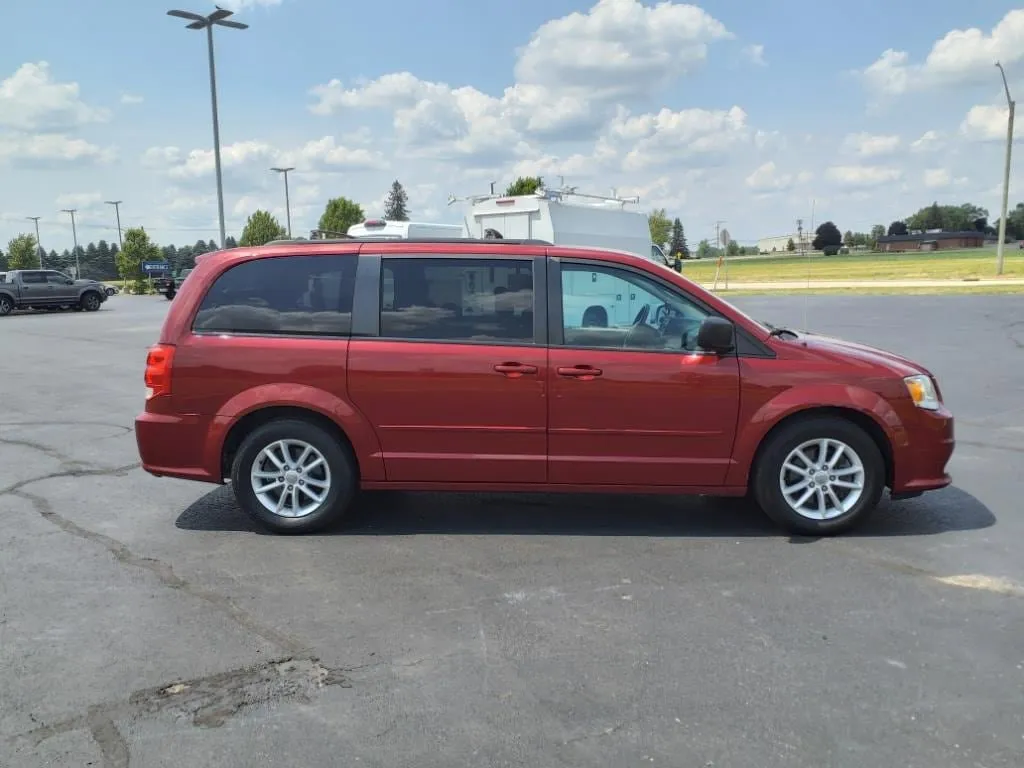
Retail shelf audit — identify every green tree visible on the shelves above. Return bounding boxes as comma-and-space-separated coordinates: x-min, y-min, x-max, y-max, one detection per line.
224, 235, 238, 248
384, 179, 410, 221
648, 208, 672, 248
0, 247, 6, 271
177, 245, 194, 270
318, 196, 365, 236
726, 240, 741, 257
812, 221, 842, 253
207, 239, 218, 252
118, 227, 159, 293
668, 218, 688, 259
6, 234, 38, 269
239, 209, 287, 247
696, 239, 713, 259
843, 230, 855, 248
870, 224, 886, 247
887, 221, 908, 236
505, 176, 543, 196
786, 238, 796, 252
94, 240, 115, 280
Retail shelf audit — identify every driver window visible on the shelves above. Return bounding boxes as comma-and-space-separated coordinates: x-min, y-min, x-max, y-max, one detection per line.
560, 263, 709, 352
45, 272, 69, 284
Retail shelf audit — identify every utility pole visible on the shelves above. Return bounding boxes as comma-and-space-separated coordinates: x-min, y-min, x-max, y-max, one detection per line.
270, 167, 294, 237
995, 62, 1015, 276
27, 216, 44, 267
105, 200, 124, 249
168, 7, 249, 248
61, 209, 80, 277
797, 218, 804, 257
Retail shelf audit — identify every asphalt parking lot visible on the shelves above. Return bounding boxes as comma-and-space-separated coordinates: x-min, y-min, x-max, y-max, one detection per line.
1, 293, 1023, 767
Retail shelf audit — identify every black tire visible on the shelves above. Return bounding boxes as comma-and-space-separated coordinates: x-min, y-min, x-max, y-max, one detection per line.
752, 416, 885, 536
230, 418, 356, 534
0, 295, 12, 316
165, 289, 175, 300
80, 291, 102, 312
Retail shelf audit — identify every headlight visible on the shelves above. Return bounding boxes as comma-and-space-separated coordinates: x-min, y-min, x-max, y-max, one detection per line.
904, 374, 939, 410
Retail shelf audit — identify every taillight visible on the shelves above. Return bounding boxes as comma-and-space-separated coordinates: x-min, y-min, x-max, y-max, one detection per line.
145, 344, 175, 400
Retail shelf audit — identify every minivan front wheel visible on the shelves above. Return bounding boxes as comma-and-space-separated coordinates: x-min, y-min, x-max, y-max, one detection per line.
231, 419, 355, 534
753, 416, 884, 536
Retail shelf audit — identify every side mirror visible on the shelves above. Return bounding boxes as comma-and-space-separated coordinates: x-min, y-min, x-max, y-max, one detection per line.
66, 279, 75, 285
696, 316, 735, 354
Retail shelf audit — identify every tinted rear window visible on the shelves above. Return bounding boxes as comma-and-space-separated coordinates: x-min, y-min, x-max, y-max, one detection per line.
193, 255, 356, 336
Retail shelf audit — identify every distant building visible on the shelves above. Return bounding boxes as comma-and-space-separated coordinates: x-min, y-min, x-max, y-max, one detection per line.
758, 233, 811, 253
876, 231, 993, 252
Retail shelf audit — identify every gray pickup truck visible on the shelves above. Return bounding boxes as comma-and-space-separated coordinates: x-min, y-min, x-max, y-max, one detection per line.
0, 269, 109, 316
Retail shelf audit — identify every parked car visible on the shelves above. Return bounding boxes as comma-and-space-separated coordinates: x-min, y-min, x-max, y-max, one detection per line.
0, 269, 108, 316
103, 283, 119, 297
135, 238, 954, 536
153, 268, 193, 299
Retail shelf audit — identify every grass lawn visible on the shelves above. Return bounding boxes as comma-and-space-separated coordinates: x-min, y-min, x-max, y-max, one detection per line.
717, 284, 1024, 297
680, 249, 1024, 283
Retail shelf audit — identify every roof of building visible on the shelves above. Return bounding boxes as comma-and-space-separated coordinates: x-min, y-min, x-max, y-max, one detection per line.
877, 231, 991, 243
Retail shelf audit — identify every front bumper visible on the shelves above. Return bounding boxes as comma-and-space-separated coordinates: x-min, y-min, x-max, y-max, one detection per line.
891, 404, 954, 495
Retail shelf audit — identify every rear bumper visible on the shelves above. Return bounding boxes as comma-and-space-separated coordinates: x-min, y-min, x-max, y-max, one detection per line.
891, 405, 954, 495
135, 410, 220, 483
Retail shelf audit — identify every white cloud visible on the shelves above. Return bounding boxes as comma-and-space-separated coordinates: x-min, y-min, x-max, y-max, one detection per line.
308, 0, 736, 154
923, 169, 951, 188
147, 137, 386, 182
960, 104, 1013, 141
514, 0, 732, 98
742, 44, 766, 67
55, 192, 104, 210
745, 161, 795, 192
120, 93, 144, 105
824, 165, 902, 188
0, 134, 113, 166
910, 130, 943, 152
842, 132, 901, 157
0, 62, 109, 131
862, 9, 1024, 95
609, 105, 751, 170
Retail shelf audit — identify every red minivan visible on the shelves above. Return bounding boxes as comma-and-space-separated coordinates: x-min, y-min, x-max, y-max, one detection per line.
136, 238, 954, 536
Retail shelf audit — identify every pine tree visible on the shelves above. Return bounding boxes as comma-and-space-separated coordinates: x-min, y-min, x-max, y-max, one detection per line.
225, 235, 238, 248
207, 239, 218, 251
383, 180, 410, 221
669, 218, 689, 259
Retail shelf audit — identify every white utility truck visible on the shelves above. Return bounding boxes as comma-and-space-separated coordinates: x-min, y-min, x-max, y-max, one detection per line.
347, 219, 465, 239
456, 186, 670, 266
454, 186, 673, 328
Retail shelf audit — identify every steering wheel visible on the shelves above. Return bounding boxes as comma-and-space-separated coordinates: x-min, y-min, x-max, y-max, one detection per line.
632, 304, 651, 326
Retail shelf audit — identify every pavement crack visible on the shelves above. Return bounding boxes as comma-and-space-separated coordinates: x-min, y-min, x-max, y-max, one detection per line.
563, 721, 628, 746
0, 462, 141, 497
0, 435, 82, 466
14, 658, 351, 755
10, 488, 311, 657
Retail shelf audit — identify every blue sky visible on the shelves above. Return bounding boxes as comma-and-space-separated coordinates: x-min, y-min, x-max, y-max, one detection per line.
2, 0, 1024, 252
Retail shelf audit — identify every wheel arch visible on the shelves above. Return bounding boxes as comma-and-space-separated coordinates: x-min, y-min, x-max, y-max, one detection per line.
748, 406, 895, 491
220, 405, 358, 482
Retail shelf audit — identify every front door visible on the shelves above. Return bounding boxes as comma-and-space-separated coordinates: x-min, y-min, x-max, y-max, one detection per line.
548, 259, 740, 487
348, 254, 547, 483
44, 271, 76, 303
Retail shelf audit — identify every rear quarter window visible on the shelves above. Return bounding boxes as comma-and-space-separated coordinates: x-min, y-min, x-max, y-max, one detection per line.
192, 255, 357, 336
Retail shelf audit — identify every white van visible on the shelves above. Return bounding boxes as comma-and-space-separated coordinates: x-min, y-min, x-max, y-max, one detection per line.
459, 188, 670, 266
347, 219, 464, 240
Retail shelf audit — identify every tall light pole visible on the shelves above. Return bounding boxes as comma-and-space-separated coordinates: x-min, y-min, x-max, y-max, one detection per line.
105, 200, 124, 249
61, 209, 80, 277
995, 62, 1015, 276
271, 167, 294, 237
168, 7, 248, 249
27, 216, 44, 268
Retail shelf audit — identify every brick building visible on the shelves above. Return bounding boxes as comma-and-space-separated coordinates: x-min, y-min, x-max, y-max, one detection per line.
876, 231, 993, 252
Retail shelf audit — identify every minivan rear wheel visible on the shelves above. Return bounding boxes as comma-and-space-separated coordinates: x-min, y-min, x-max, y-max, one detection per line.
230, 419, 355, 534
753, 416, 884, 536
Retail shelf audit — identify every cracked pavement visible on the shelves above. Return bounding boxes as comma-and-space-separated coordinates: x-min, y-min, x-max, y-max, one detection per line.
1, 295, 1023, 767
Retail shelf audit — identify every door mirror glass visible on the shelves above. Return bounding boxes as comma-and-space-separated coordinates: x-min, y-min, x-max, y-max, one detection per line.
696, 317, 735, 353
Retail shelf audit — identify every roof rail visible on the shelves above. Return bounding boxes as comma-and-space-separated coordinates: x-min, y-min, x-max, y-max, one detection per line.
448, 184, 640, 208
261, 236, 554, 247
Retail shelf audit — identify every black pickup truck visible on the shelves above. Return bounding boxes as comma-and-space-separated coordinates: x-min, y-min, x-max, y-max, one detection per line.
154, 268, 193, 300
0, 269, 108, 316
